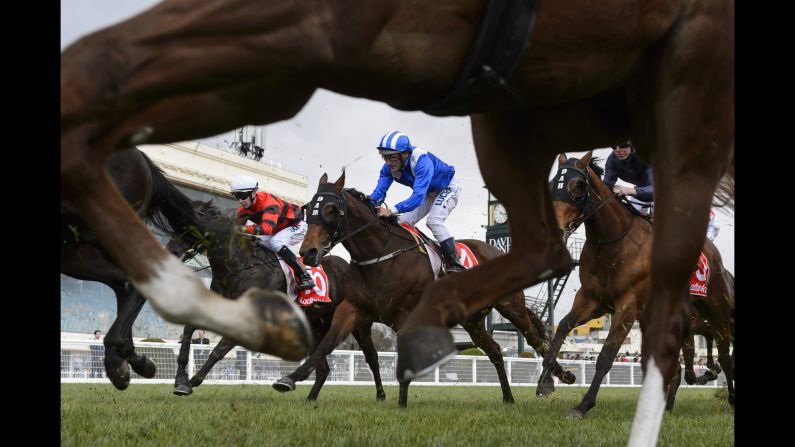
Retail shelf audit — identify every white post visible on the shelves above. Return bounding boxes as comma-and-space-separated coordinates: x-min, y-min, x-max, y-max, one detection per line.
349, 352, 355, 382
507, 358, 512, 385
246, 350, 252, 381
581, 362, 587, 385
631, 364, 635, 386
188, 345, 194, 376
472, 357, 477, 384
435, 365, 440, 383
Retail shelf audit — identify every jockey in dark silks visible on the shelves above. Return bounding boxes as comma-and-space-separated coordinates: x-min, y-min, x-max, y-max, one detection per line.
603, 141, 654, 216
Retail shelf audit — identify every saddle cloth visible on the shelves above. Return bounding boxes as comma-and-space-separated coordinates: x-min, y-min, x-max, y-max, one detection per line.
399, 223, 479, 279
689, 252, 710, 297
279, 257, 331, 307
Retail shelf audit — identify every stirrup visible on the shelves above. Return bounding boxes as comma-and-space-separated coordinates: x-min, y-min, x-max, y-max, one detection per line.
295, 276, 315, 291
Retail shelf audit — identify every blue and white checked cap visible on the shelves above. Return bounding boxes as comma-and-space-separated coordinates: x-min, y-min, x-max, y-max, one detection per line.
377, 131, 413, 155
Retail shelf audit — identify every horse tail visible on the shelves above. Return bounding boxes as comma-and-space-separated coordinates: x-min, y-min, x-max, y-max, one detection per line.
712, 145, 734, 209
140, 151, 201, 237
525, 306, 550, 343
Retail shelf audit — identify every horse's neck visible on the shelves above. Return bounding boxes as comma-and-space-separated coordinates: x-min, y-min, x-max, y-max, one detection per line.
584, 184, 634, 244
342, 206, 410, 261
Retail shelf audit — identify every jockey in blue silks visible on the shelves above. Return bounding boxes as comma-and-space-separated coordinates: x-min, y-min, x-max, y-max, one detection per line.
370, 130, 466, 272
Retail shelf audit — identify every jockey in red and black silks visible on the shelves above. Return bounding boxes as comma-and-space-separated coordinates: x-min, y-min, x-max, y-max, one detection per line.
230, 175, 315, 291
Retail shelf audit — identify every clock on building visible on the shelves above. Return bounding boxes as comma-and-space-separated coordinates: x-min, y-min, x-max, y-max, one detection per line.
493, 203, 507, 224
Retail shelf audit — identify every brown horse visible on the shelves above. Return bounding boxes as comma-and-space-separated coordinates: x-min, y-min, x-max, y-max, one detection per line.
166, 201, 385, 401
61, 1, 733, 441
284, 172, 563, 407
547, 153, 734, 419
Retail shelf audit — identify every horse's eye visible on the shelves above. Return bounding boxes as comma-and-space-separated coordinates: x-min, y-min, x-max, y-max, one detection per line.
322, 203, 338, 221
567, 179, 584, 197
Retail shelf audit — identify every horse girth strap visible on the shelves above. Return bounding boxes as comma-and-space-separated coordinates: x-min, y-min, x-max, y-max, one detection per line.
394, 0, 542, 116
350, 241, 426, 266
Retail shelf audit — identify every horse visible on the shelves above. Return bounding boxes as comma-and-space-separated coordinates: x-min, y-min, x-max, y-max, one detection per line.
547, 153, 734, 419
288, 172, 564, 407
167, 201, 386, 401
61, 147, 202, 389
61, 1, 733, 441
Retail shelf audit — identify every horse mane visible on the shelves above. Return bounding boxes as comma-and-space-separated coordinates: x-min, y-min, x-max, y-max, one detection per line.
344, 188, 399, 225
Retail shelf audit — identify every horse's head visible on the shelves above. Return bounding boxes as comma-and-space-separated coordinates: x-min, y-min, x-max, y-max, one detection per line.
166, 200, 244, 262
549, 151, 606, 241
301, 172, 348, 266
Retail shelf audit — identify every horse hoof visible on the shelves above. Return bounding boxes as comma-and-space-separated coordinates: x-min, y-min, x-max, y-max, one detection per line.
703, 370, 718, 382
173, 383, 193, 396
561, 370, 577, 384
396, 326, 455, 384
246, 289, 313, 360
376, 393, 386, 402
272, 377, 296, 393
536, 382, 555, 397
568, 409, 586, 420
130, 356, 157, 379
189, 376, 205, 388
107, 361, 131, 391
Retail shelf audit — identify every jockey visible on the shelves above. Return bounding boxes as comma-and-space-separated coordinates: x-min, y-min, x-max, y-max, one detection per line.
229, 174, 315, 291
603, 140, 654, 217
370, 130, 466, 272
706, 209, 720, 241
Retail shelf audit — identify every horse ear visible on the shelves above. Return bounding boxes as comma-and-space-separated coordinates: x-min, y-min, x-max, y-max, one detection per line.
558, 153, 567, 165
334, 170, 346, 194
319, 173, 328, 187
576, 150, 593, 169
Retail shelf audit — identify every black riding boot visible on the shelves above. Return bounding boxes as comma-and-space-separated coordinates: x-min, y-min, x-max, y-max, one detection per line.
440, 238, 466, 272
278, 247, 315, 291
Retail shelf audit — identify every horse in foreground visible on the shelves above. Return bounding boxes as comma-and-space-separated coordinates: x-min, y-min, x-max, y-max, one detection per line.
288, 173, 562, 407
548, 153, 734, 418
168, 201, 385, 401
61, 1, 733, 442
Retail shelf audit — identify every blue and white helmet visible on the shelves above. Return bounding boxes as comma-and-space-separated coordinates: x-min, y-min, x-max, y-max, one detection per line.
377, 131, 414, 155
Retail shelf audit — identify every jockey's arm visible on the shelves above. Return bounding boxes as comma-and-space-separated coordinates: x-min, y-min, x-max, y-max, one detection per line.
370, 165, 394, 207
633, 166, 654, 202
395, 158, 433, 213
603, 157, 618, 189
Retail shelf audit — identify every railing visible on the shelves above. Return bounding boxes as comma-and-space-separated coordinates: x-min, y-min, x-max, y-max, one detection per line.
60, 340, 725, 388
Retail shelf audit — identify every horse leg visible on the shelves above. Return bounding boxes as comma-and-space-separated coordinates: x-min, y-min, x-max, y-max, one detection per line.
538, 290, 602, 397
461, 317, 514, 404
352, 325, 386, 402
628, 4, 734, 442
715, 331, 734, 406
116, 286, 156, 379
273, 300, 364, 393
190, 337, 238, 387
101, 282, 136, 390
60, 161, 312, 357
306, 358, 330, 402
397, 113, 573, 382
665, 363, 683, 412
682, 328, 698, 385
570, 305, 637, 419
704, 333, 721, 379
173, 326, 196, 396
173, 326, 209, 395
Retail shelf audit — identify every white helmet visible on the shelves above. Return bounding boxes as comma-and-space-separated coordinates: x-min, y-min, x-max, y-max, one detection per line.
230, 175, 258, 193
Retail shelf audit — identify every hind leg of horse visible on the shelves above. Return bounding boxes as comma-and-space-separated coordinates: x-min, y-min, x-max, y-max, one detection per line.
460, 317, 514, 404
173, 326, 197, 395
538, 290, 602, 397
274, 300, 365, 392
61, 164, 312, 357
705, 334, 721, 378
190, 337, 238, 388
682, 330, 698, 385
570, 305, 637, 419
397, 113, 572, 381
116, 286, 157, 379
306, 358, 331, 402
715, 333, 734, 406
352, 325, 386, 402
101, 283, 137, 390
629, 6, 733, 443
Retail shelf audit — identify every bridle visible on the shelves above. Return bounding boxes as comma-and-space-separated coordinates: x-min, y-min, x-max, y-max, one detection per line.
305, 189, 422, 263
550, 162, 633, 245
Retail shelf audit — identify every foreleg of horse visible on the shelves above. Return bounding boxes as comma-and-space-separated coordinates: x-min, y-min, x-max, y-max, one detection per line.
274, 301, 363, 393
715, 333, 734, 406
538, 290, 602, 397
682, 330, 697, 385
461, 318, 514, 404
117, 287, 157, 379
60, 166, 312, 358
570, 306, 637, 419
352, 325, 386, 402
629, 4, 734, 443
190, 337, 238, 388
102, 283, 139, 390
665, 363, 683, 412
306, 358, 331, 402
705, 334, 721, 376
397, 112, 573, 383
173, 326, 196, 396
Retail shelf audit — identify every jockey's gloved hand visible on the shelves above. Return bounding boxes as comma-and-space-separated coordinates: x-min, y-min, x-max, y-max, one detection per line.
240, 225, 249, 234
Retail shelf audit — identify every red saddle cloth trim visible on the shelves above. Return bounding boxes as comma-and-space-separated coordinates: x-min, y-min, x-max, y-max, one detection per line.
287, 259, 331, 307
456, 242, 478, 268
689, 252, 710, 297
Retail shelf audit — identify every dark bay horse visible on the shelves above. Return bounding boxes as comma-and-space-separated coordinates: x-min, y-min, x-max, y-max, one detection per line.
168, 201, 385, 401
288, 172, 564, 407
61, 147, 200, 389
548, 153, 734, 419
61, 1, 733, 441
